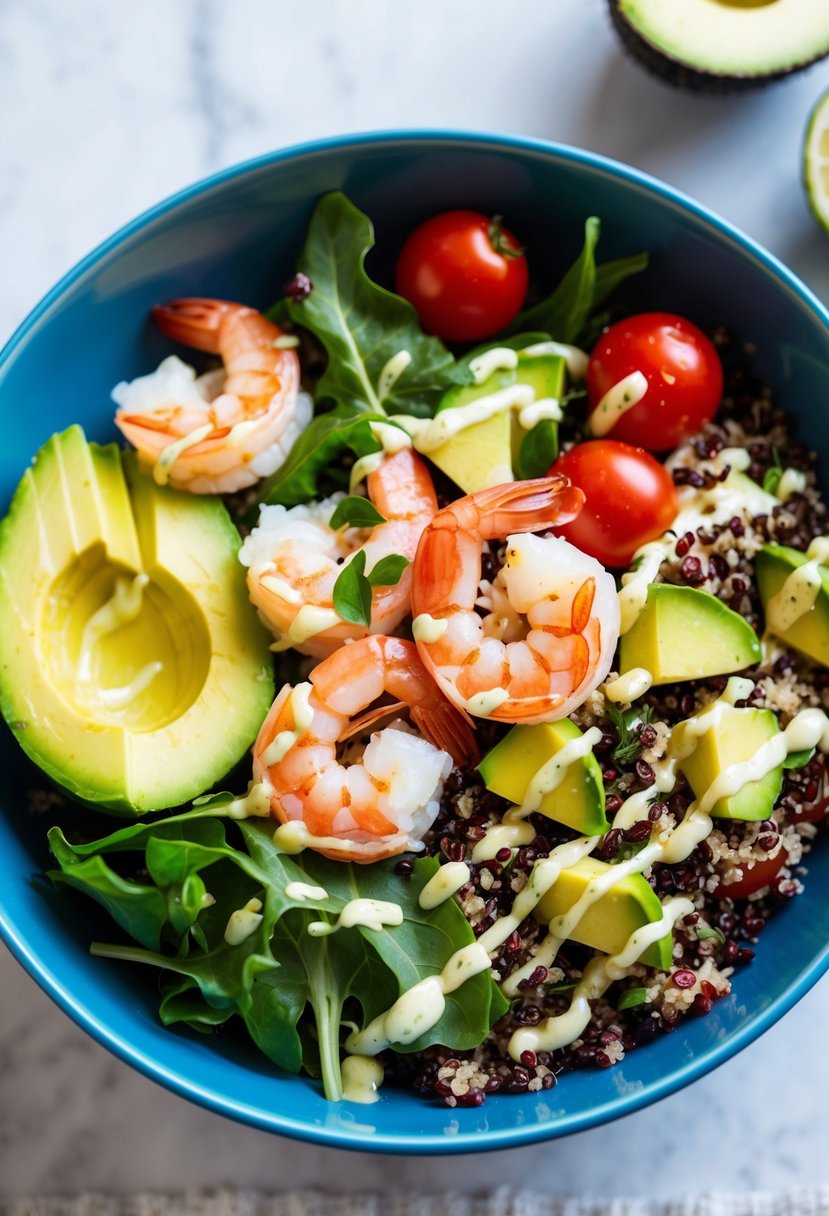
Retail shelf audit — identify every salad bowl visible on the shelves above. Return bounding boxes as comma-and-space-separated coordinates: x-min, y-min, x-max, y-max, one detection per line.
2, 130, 829, 1153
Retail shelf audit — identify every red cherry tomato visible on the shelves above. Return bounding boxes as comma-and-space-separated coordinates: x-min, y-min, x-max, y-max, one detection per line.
586, 313, 724, 451
395, 210, 529, 343
549, 440, 678, 568
711, 846, 787, 901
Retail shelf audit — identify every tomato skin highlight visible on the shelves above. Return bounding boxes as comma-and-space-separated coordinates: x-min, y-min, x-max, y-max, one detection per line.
549, 440, 678, 568
586, 313, 723, 451
395, 210, 529, 342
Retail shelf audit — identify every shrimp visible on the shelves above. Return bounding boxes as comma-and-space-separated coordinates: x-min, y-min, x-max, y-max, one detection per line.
252, 635, 477, 863
113, 297, 311, 494
410, 478, 620, 725
240, 447, 437, 658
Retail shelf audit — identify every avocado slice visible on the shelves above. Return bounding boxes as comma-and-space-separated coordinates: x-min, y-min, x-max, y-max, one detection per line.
756, 543, 829, 666
478, 719, 608, 835
0, 426, 274, 814
536, 856, 671, 969
426, 352, 565, 494
671, 702, 783, 821
608, 0, 829, 92
619, 584, 761, 686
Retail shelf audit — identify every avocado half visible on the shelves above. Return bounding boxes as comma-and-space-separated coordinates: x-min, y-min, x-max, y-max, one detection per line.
608, 0, 829, 93
0, 426, 274, 814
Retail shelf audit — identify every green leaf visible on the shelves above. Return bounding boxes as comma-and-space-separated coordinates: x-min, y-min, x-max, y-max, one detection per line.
367, 553, 410, 588
696, 924, 725, 945
592, 252, 649, 310
545, 980, 578, 994
332, 549, 372, 626
604, 702, 655, 765
257, 409, 387, 508
783, 747, 815, 769
512, 217, 601, 343
285, 192, 467, 418
617, 985, 648, 1011
763, 466, 783, 496
517, 419, 559, 479
329, 495, 386, 530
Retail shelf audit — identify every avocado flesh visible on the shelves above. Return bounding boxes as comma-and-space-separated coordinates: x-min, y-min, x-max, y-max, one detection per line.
0, 426, 274, 814
756, 543, 829, 666
610, 0, 829, 91
536, 856, 671, 969
478, 719, 608, 835
671, 703, 782, 822
427, 353, 565, 494
619, 584, 761, 686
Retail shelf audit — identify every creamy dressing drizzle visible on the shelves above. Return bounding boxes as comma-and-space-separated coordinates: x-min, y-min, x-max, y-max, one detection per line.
394, 385, 536, 453
224, 897, 264, 946
588, 372, 648, 438
273, 334, 300, 350
273, 819, 414, 857
285, 881, 329, 902
308, 898, 403, 937
619, 464, 778, 634
418, 862, 472, 910
378, 350, 413, 399
520, 727, 604, 814
776, 468, 807, 502
521, 341, 589, 381
270, 606, 342, 653
341, 1055, 384, 1104
222, 781, 274, 820
153, 423, 213, 485
412, 613, 449, 643
605, 668, 653, 703
262, 683, 314, 765
77, 573, 163, 712
261, 574, 303, 604
766, 536, 829, 636
348, 419, 413, 490
464, 687, 510, 716
469, 346, 519, 384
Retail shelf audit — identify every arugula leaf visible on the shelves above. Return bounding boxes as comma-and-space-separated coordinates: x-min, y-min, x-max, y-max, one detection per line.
285, 192, 467, 419
508, 217, 647, 346
49, 807, 506, 1103
617, 985, 648, 1011
518, 419, 559, 479
257, 408, 388, 508
696, 924, 725, 945
511, 217, 600, 343
332, 550, 372, 626
368, 554, 410, 587
329, 495, 386, 530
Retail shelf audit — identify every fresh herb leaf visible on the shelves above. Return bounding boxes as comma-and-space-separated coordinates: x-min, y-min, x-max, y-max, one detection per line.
513, 217, 601, 343
604, 702, 655, 766
545, 980, 577, 995
332, 550, 372, 626
518, 419, 559, 479
696, 925, 725, 945
783, 747, 815, 770
329, 495, 386, 530
763, 466, 783, 496
367, 554, 410, 587
257, 408, 388, 508
617, 985, 648, 1011
284, 192, 468, 419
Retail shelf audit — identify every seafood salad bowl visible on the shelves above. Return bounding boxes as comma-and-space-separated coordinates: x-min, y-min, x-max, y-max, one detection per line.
2, 131, 829, 1153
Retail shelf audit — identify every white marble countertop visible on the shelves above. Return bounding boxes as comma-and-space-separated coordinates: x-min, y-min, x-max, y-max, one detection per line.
2, 0, 829, 1200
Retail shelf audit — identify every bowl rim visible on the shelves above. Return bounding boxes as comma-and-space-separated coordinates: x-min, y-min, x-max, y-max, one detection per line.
2, 127, 829, 1154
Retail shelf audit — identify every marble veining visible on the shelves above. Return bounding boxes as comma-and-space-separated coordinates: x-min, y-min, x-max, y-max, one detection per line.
2, 0, 829, 1199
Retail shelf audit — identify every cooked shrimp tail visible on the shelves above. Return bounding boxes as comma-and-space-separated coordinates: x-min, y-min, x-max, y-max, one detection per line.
151, 297, 240, 352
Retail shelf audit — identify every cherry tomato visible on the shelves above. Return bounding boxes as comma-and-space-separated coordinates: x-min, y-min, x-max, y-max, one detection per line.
586, 312, 724, 451
711, 846, 787, 901
395, 210, 529, 343
549, 440, 678, 568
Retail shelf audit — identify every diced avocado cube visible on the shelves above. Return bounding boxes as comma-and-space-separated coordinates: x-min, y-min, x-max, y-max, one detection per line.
477, 719, 608, 835
427, 353, 565, 494
756, 543, 829, 667
671, 703, 783, 821
536, 856, 672, 969
619, 584, 761, 685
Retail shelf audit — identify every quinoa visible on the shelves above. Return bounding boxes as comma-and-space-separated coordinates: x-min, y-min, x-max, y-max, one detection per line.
401, 332, 829, 1106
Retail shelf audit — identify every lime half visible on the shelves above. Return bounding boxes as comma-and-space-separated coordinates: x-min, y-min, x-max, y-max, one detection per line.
805, 87, 829, 235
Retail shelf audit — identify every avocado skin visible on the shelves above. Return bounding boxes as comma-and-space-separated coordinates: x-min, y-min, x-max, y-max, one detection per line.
607, 0, 829, 93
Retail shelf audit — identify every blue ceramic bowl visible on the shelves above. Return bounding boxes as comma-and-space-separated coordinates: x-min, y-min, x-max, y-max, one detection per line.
2, 131, 829, 1154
